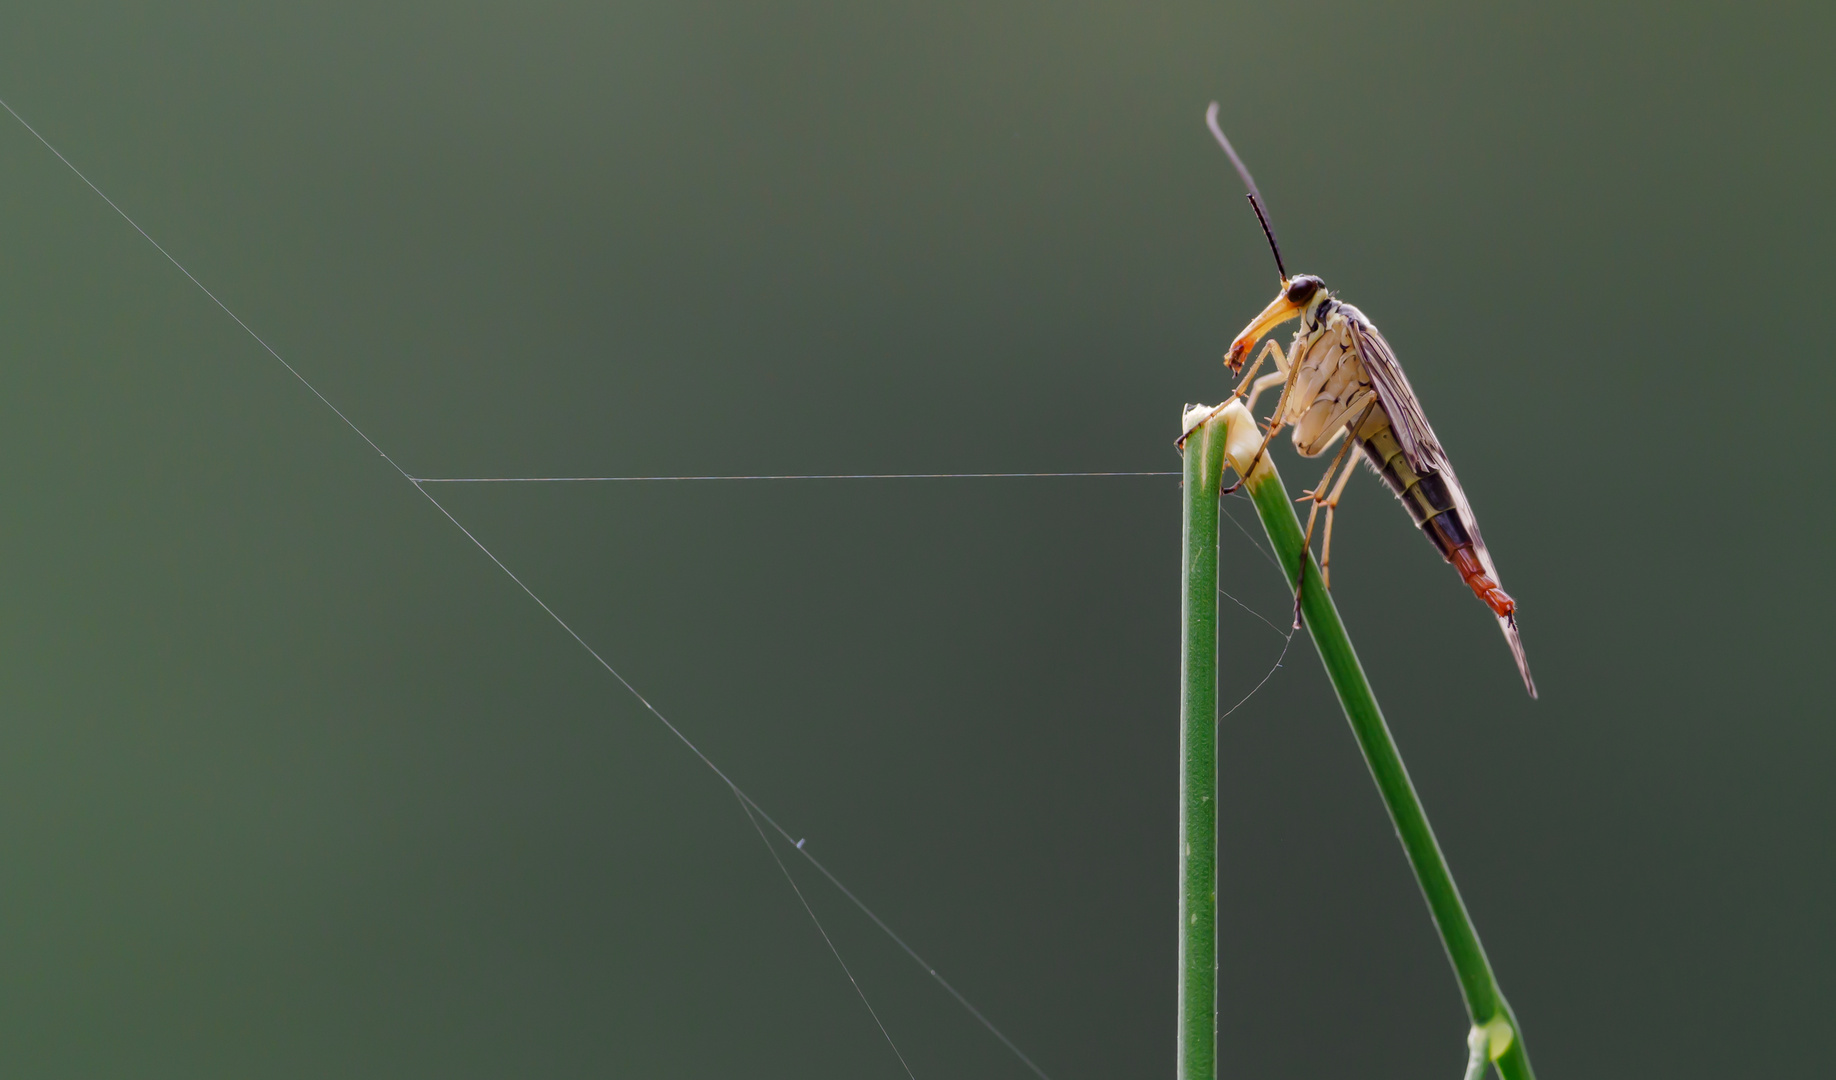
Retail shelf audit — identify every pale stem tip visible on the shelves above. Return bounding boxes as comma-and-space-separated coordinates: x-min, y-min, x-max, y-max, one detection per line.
1180, 403, 1217, 441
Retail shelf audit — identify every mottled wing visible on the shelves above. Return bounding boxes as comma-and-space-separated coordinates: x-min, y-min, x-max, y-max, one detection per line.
1345, 309, 1537, 697
1343, 310, 1446, 475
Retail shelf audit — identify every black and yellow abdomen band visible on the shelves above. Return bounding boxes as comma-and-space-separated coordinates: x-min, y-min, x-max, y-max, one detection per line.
1358, 423, 1473, 564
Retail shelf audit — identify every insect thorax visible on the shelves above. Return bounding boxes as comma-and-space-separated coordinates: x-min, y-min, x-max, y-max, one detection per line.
1285, 304, 1383, 456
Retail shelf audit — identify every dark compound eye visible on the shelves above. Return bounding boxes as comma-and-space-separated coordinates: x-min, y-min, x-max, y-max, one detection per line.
1285, 276, 1321, 305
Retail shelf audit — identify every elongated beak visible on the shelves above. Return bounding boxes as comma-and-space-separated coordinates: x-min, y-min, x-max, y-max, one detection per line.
1225, 289, 1302, 372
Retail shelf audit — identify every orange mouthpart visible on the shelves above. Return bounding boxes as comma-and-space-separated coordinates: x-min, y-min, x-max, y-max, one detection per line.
1226, 289, 1303, 372
1452, 547, 1516, 619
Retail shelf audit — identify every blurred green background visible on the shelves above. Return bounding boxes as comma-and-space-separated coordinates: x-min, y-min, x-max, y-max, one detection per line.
0, 0, 1829, 1076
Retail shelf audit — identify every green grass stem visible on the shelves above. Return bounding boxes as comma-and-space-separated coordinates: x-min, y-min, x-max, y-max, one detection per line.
1177, 407, 1229, 1080
1185, 401, 1536, 1080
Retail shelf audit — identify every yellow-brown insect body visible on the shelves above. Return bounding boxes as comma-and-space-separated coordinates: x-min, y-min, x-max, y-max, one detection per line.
1234, 280, 1538, 697
1205, 106, 1534, 696
1279, 300, 1378, 457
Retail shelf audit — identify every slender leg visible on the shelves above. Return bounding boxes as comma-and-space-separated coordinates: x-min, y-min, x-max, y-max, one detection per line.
1185, 340, 1283, 453
1318, 446, 1359, 589
1221, 344, 1304, 496
1232, 339, 1287, 406
1316, 401, 1376, 592
1198, 339, 1285, 439
1290, 427, 1359, 625
1241, 368, 1289, 416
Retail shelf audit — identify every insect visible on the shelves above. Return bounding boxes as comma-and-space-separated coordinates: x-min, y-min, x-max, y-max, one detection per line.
1203, 103, 1536, 698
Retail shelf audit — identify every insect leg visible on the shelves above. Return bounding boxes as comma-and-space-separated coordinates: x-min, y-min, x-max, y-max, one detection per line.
1221, 344, 1303, 496
1317, 402, 1376, 591
1318, 446, 1359, 589
1231, 339, 1287, 406
1241, 367, 1290, 416
1199, 340, 1286, 438
1290, 424, 1360, 625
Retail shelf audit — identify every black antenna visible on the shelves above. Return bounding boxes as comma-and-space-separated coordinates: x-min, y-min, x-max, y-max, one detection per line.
1244, 194, 1284, 282
1205, 102, 1288, 282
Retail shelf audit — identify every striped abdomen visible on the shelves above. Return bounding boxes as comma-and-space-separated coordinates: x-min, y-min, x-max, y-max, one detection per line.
1357, 419, 1517, 619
